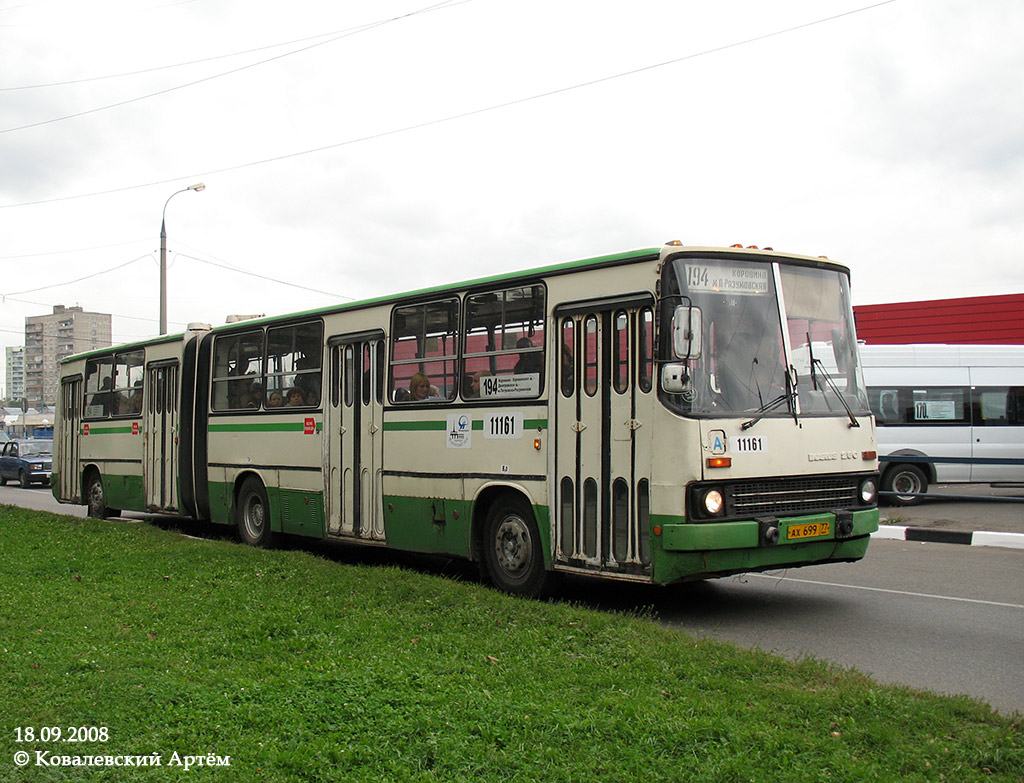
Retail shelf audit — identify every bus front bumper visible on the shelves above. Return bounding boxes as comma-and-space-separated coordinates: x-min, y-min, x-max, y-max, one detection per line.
650, 508, 879, 584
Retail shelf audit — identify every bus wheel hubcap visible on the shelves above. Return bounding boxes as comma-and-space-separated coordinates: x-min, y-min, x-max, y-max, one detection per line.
495, 516, 531, 575
245, 498, 265, 536
894, 473, 919, 494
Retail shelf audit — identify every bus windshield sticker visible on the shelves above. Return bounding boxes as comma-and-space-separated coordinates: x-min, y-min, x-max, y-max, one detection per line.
708, 429, 727, 455
914, 400, 956, 421
484, 412, 523, 440
479, 373, 540, 398
685, 264, 770, 296
447, 414, 472, 449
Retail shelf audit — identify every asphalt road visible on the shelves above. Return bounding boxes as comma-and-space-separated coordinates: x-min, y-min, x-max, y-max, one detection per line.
559, 541, 1024, 715
880, 483, 1024, 535
4, 484, 1023, 715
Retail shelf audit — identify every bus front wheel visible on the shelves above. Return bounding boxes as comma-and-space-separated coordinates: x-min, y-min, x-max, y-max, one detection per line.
237, 477, 274, 547
85, 473, 120, 518
883, 464, 928, 506
482, 494, 553, 598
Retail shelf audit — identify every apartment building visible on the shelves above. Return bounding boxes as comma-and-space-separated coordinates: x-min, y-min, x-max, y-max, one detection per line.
5, 346, 26, 403
24, 305, 111, 409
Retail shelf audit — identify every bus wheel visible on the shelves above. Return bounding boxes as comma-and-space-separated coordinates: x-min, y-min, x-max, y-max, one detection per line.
237, 477, 274, 547
883, 464, 927, 506
86, 473, 108, 518
483, 495, 552, 598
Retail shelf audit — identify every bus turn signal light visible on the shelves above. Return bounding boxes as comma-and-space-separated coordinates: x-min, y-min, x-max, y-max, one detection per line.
862, 450, 877, 460
706, 457, 732, 469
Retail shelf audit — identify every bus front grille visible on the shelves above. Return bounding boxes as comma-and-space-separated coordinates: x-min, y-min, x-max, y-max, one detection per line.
730, 476, 861, 518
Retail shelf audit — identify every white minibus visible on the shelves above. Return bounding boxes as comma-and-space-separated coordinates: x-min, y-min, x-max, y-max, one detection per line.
860, 344, 1024, 504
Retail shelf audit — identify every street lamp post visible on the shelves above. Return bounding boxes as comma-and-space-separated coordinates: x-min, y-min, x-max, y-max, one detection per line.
159, 183, 206, 334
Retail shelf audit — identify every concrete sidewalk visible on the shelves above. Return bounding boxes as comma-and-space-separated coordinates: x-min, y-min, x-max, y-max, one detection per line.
873, 484, 1024, 550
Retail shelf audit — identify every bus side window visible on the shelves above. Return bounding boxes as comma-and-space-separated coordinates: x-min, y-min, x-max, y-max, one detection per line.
976, 388, 1012, 426
84, 356, 114, 418
211, 330, 264, 411
390, 299, 460, 403
463, 285, 545, 400
638, 307, 654, 394
112, 350, 145, 416
613, 310, 629, 394
560, 318, 575, 397
879, 390, 900, 423
1010, 387, 1024, 426
266, 321, 324, 408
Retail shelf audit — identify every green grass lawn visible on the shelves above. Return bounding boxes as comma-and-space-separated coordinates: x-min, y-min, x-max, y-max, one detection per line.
1, 504, 1020, 782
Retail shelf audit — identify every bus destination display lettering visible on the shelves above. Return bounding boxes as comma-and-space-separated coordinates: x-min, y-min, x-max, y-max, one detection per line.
479, 374, 540, 398
685, 264, 769, 296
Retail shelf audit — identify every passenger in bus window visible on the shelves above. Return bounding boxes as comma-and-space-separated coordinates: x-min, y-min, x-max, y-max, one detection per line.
267, 390, 284, 408
514, 337, 542, 374
465, 371, 484, 398
248, 383, 264, 409
286, 387, 306, 406
409, 372, 432, 402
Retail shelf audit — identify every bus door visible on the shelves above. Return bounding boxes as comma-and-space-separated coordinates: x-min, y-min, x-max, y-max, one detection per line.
970, 369, 1024, 482
554, 296, 655, 575
58, 375, 83, 502
144, 362, 179, 511
326, 331, 386, 540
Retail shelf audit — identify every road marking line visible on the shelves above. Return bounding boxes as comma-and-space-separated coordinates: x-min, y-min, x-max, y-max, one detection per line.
743, 573, 1024, 610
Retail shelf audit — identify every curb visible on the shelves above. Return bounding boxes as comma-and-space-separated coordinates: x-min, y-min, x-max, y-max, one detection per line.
873, 524, 1024, 550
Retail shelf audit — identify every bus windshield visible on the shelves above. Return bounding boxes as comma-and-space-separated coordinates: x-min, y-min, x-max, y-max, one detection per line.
662, 256, 870, 419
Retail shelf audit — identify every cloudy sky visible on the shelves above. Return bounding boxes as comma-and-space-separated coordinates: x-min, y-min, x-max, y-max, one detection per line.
2, 0, 1023, 390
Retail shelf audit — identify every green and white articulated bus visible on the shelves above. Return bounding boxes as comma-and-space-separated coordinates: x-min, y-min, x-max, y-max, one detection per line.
53, 242, 880, 596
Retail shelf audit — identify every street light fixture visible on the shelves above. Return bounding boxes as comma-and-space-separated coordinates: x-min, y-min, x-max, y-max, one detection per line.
159, 182, 205, 334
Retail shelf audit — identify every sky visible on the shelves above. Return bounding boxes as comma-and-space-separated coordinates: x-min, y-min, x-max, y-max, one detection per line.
2, 0, 1023, 395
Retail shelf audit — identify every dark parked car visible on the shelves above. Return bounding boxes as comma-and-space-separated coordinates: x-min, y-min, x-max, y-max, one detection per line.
0, 439, 53, 488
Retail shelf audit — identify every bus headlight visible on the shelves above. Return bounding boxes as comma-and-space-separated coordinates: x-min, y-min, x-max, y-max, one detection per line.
859, 478, 878, 505
703, 489, 725, 516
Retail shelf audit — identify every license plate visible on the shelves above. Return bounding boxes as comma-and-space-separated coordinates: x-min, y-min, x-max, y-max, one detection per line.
787, 522, 831, 540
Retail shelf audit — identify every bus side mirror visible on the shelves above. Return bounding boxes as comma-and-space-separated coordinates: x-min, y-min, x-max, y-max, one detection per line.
672, 305, 702, 360
661, 363, 689, 394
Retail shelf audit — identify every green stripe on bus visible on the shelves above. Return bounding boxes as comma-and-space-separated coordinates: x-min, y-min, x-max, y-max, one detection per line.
208, 422, 322, 433
82, 426, 136, 435
383, 421, 448, 431
385, 418, 549, 432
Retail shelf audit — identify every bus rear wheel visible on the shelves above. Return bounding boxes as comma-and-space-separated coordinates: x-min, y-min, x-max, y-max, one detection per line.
482, 494, 553, 598
237, 477, 274, 547
883, 464, 927, 506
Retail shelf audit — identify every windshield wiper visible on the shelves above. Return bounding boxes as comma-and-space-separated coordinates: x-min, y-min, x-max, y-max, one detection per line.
740, 391, 794, 430
741, 362, 800, 431
811, 357, 860, 428
805, 332, 858, 428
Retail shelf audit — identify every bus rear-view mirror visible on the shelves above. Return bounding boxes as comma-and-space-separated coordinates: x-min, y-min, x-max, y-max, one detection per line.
672, 305, 702, 360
